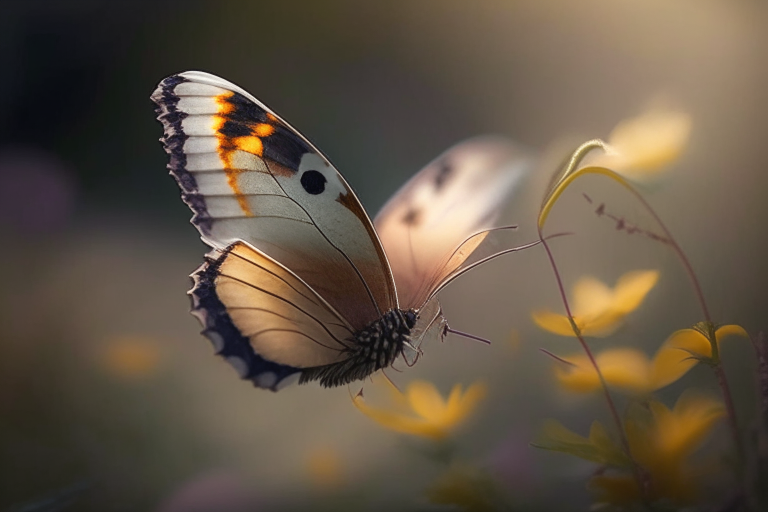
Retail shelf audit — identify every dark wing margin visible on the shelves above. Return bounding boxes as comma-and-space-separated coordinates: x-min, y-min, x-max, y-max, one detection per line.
151, 74, 216, 235
190, 249, 301, 391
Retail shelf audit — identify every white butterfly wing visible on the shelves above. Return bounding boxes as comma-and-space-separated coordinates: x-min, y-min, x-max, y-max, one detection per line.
152, 71, 397, 331
374, 137, 533, 309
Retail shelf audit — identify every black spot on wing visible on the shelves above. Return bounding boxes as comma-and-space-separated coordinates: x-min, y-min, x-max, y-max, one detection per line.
151, 74, 213, 237
190, 247, 301, 391
402, 207, 421, 226
434, 159, 452, 190
300, 170, 327, 194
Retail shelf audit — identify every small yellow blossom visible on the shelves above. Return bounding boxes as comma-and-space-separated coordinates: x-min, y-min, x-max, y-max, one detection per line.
591, 393, 725, 506
662, 324, 749, 364
532, 270, 659, 337
305, 446, 344, 490
554, 324, 747, 393
591, 109, 691, 179
353, 379, 487, 440
102, 335, 162, 379
425, 465, 499, 512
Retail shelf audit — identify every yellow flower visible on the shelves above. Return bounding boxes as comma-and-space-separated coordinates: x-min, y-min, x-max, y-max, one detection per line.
591, 393, 725, 506
662, 323, 749, 364
305, 446, 344, 490
425, 465, 499, 512
591, 109, 691, 179
102, 335, 162, 379
353, 379, 487, 440
554, 324, 747, 393
532, 270, 659, 337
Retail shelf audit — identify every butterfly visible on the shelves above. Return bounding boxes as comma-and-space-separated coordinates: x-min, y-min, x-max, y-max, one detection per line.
151, 71, 532, 391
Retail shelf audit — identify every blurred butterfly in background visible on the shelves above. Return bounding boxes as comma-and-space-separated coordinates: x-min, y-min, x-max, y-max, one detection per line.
151, 71, 532, 391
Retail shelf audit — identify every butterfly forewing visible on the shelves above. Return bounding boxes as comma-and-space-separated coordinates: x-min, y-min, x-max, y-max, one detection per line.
152, 71, 397, 331
374, 137, 533, 309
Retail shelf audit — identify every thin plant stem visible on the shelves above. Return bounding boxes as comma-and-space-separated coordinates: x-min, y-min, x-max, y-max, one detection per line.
716, 364, 745, 458
537, 225, 650, 501
619, 184, 711, 323
606, 177, 744, 461
544, 143, 743, 462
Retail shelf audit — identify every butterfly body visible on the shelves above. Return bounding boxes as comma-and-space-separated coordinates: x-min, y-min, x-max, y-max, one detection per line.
299, 307, 417, 387
152, 71, 532, 391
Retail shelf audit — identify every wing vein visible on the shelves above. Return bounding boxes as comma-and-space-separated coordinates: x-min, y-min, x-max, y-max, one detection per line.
263, 159, 384, 318
217, 272, 352, 347
244, 328, 346, 353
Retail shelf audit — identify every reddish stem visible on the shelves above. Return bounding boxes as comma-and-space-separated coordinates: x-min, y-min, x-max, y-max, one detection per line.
537, 226, 649, 499
619, 184, 744, 460
621, 187, 711, 323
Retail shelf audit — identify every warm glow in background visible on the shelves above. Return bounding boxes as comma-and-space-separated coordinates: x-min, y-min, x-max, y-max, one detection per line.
1, 1, 766, 510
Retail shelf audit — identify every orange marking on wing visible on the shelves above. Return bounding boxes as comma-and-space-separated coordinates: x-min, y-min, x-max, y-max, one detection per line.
218, 154, 253, 217
266, 112, 278, 122
254, 123, 275, 137
213, 92, 255, 216
215, 92, 235, 114
233, 136, 264, 156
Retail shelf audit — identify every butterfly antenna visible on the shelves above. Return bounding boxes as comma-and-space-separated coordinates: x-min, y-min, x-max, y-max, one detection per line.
443, 325, 492, 345
427, 232, 571, 303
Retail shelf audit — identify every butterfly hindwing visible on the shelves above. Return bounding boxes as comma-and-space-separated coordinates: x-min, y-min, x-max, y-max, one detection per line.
374, 137, 533, 309
190, 242, 355, 390
152, 71, 397, 331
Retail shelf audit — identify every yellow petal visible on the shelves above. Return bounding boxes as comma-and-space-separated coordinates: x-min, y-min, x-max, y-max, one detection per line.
407, 380, 449, 423
612, 270, 660, 314
443, 382, 487, 426
597, 349, 654, 392
102, 335, 162, 379
556, 349, 653, 393
649, 343, 699, 390
533, 271, 659, 338
716, 324, 749, 342
649, 325, 747, 389
665, 328, 712, 357
600, 110, 691, 177
649, 329, 711, 390
305, 446, 344, 489
571, 277, 614, 317
578, 310, 628, 337
426, 465, 496, 512
554, 354, 599, 392
655, 393, 725, 460
531, 310, 579, 337
353, 394, 445, 439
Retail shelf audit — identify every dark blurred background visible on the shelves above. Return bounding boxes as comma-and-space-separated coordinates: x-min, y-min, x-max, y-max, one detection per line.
1, 1, 766, 511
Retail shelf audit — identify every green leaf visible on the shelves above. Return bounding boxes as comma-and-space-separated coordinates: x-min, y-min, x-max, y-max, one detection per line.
532, 420, 630, 467
674, 347, 715, 367
588, 422, 633, 468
